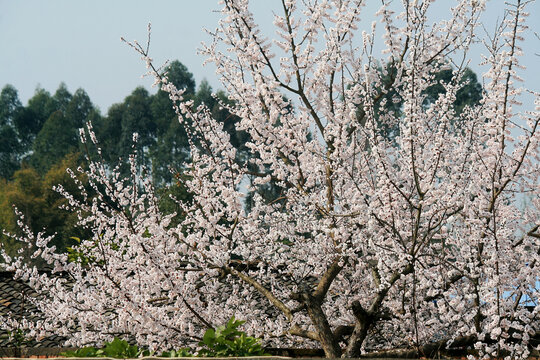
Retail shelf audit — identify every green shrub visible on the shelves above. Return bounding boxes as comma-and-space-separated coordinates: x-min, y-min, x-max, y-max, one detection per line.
159, 348, 192, 357
60, 337, 149, 358
197, 316, 268, 357
60, 317, 267, 358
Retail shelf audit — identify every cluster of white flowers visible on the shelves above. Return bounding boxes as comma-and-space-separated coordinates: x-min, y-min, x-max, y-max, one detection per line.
2, 0, 539, 358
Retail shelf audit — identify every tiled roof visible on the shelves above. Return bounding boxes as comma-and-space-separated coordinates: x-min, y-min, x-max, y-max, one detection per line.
0, 271, 68, 350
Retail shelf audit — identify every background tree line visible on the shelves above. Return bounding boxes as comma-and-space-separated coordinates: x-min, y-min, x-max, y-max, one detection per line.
0, 60, 482, 262
0, 60, 249, 260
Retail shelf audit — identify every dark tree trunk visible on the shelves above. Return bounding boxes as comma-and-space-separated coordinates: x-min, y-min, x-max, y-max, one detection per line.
295, 292, 342, 358
343, 300, 372, 357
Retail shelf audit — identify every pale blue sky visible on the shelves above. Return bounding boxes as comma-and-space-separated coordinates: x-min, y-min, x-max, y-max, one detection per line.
1, 0, 538, 113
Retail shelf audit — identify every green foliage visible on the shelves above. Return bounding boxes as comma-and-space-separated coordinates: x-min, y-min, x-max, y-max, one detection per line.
26, 88, 55, 131
66, 236, 100, 266
61, 347, 101, 358
159, 348, 193, 357
150, 73, 192, 186
30, 88, 99, 174
360, 62, 484, 142
60, 338, 193, 358
66, 233, 124, 266
95, 86, 155, 178
0, 153, 89, 263
60, 337, 150, 358
156, 176, 193, 227
57, 318, 266, 358
0, 85, 24, 178
0, 85, 22, 126
40, 153, 90, 249
0, 166, 47, 244
162, 60, 196, 95
31, 110, 75, 173
197, 317, 268, 357
5, 329, 30, 348
0, 124, 21, 179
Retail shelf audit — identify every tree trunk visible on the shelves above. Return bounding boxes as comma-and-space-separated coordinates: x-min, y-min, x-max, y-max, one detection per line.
300, 292, 342, 358
343, 301, 372, 357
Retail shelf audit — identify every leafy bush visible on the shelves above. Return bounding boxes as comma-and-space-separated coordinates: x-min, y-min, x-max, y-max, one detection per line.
197, 317, 268, 357
5, 329, 30, 349
60, 337, 149, 358
160, 348, 192, 357
59, 317, 266, 358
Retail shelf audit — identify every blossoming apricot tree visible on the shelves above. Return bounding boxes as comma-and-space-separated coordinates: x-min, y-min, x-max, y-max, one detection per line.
2, 0, 539, 358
